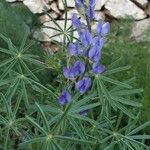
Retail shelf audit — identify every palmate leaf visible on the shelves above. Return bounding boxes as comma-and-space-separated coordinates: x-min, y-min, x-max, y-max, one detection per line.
0, 34, 45, 80
95, 74, 143, 119
0, 34, 57, 107
0, 93, 25, 149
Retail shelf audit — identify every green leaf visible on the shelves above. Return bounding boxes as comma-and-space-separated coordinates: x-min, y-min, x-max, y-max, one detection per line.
101, 75, 132, 89
0, 59, 17, 80
5, 78, 20, 102
112, 96, 142, 107
114, 101, 135, 118
0, 93, 11, 117
26, 77, 58, 98
73, 92, 97, 108
26, 115, 47, 135
0, 77, 17, 87
54, 136, 95, 145
71, 102, 101, 113
104, 65, 131, 75
129, 135, 150, 140
68, 117, 85, 139
0, 57, 14, 68
35, 102, 50, 133
111, 89, 144, 96
128, 121, 150, 135
70, 113, 98, 126
29, 104, 62, 114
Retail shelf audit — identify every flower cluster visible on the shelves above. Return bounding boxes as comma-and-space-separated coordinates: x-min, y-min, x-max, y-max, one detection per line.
58, 0, 110, 105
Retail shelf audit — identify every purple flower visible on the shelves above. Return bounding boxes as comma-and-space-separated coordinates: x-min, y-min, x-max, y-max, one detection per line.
92, 63, 106, 74
63, 61, 85, 80
76, 77, 91, 94
72, 14, 82, 29
72, 60, 85, 76
68, 42, 80, 56
63, 67, 75, 80
75, 0, 83, 8
89, 0, 96, 6
93, 37, 104, 49
58, 90, 71, 105
88, 45, 101, 62
96, 21, 103, 35
96, 21, 110, 36
101, 22, 110, 36
80, 30, 92, 47
87, 5, 95, 20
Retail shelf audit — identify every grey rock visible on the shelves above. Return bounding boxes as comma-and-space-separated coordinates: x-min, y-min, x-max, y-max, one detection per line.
131, 18, 150, 41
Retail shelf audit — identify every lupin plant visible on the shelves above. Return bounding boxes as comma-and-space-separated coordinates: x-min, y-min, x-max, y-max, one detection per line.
0, 0, 150, 149
59, 0, 110, 104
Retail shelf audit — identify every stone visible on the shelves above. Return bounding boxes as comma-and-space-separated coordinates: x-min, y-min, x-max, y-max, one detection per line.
95, 0, 106, 10
61, 9, 78, 19
33, 29, 50, 41
95, 11, 105, 20
39, 12, 59, 23
50, 2, 61, 14
6, 0, 16, 2
34, 20, 78, 42
136, 0, 147, 5
105, 0, 147, 20
23, 0, 50, 14
131, 18, 150, 41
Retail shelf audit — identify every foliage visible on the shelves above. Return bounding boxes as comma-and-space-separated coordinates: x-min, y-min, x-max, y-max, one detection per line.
0, 0, 149, 149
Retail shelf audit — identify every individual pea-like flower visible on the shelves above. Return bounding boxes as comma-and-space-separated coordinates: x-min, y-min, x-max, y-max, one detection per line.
93, 37, 104, 49
75, 0, 84, 8
72, 60, 85, 76
71, 14, 86, 33
92, 63, 106, 74
63, 67, 75, 80
87, 0, 96, 20
58, 90, 71, 105
96, 21, 110, 36
76, 77, 91, 94
72, 14, 82, 29
88, 45, 101, 62
63, 61, 85, 80
89, 0, 96, 6
68, 42, 80, 56
80, 29, 92, 47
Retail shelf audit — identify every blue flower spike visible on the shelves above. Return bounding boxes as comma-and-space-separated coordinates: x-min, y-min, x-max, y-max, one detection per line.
58, 90, 71, 105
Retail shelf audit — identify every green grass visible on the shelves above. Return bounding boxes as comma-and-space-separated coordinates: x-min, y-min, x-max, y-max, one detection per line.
103, 20, 150, 123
